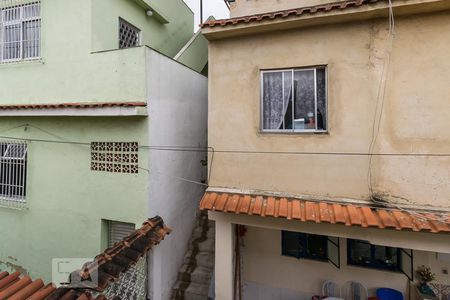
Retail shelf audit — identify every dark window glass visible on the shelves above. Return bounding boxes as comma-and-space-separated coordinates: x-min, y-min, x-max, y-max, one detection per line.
347, 239, 400, 271
282, 231, 327, 261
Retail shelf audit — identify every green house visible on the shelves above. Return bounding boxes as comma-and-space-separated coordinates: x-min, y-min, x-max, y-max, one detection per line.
0, 0, 209, 299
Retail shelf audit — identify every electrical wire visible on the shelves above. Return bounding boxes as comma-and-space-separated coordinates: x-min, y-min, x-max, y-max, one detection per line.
0, 126, 447, 221
138, 166, 208, 187
0, 133, 449, 157
367, 0, 396, 193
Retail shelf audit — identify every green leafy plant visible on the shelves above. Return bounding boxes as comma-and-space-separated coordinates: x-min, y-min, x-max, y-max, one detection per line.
416, 265, 435, 283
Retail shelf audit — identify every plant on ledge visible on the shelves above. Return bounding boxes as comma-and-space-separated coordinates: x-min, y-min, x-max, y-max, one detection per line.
416, 265, 437, 297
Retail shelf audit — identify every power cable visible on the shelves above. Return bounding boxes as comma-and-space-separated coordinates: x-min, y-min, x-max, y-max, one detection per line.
0, 134, 449, 157
367, 0, 396, 193
138, 166, 208, 187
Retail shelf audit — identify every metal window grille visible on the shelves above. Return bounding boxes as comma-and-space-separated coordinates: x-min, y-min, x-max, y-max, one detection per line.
0, 1, 41, 63
119, 18, 140, 49
0, 140, 27, 204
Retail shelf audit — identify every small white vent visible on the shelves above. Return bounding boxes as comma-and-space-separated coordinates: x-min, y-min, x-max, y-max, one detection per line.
108, 221, 135, 248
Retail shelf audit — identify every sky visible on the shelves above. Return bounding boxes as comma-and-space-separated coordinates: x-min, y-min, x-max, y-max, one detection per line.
183, 0, 230, 30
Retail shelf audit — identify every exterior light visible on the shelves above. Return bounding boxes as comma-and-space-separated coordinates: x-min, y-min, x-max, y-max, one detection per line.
146, 10, 153, 17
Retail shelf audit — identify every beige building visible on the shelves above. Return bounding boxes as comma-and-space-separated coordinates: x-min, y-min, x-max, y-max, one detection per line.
200, 0, 450, 299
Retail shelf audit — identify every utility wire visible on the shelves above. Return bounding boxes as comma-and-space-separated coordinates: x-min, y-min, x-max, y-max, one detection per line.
367, 0, 396, 193
0, 133, 449, 157
0, 126, 447, 221
138, 166, 208, 187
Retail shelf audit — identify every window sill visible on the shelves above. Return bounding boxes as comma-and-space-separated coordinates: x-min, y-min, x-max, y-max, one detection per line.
0, 198, 28, 210
347, 262, 401, 274
0, 58, 44, 68
282, 254, 328, 263
259, 130, 329, 135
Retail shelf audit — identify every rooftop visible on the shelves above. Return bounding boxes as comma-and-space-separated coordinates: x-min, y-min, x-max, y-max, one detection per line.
201, 0, 380, 29
200, 191, 450, 233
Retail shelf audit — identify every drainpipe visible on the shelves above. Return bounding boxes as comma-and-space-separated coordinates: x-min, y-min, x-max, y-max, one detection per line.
200, 0, 203, 24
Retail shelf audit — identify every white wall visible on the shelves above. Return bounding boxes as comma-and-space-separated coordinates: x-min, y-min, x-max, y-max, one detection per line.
242, 226, 450, 300
146, 48, 208, 300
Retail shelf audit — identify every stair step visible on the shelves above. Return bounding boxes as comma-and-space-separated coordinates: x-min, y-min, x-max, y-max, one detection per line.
192, 226, 215, 238
184, 250, 215, 269
171, 213, 215, 300
178, 265, 214, 284
172, 281, 210, 300
188, 237, 215, 252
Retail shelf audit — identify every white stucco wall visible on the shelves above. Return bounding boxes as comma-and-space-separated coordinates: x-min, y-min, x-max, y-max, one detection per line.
145, 48, 208, 300
242, 226, 450, 300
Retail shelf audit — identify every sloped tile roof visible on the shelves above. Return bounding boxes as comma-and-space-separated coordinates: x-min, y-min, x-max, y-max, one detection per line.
200, 191, 450, 233
0, 216, 171, 300
201, 0, 383, 28
0, 102, 147, 110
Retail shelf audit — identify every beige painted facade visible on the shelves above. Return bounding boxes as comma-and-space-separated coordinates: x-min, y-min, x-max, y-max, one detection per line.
206, 2, 450, 210
243, 226, 449, 298
203, 1, 450, 299
210, 211, 450, 299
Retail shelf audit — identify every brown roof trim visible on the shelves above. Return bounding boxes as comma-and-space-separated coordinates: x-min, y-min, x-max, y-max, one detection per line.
200, 191, 450, 233
0, 102, 147, 110
0, 216, 171, 300
201, 0, 382, 28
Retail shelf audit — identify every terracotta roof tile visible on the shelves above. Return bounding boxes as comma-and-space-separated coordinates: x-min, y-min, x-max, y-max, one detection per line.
201, 0, 383, 29
200, 191, 450, 233
0, 216, 171, 300
0, 102, 147, 110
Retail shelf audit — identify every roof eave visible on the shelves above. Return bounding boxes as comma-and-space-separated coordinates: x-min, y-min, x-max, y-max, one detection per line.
201, 0, 450, 40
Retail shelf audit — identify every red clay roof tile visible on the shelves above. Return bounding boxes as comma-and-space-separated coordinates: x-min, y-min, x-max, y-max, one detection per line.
201, 0, 382, 29
200, 191, 450, 233
0, 102, 146, 110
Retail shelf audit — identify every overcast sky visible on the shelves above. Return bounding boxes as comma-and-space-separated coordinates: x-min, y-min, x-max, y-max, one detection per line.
183, 0, 230, 30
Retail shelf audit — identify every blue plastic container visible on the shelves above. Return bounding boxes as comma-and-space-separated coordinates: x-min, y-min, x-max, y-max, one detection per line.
376, 288, 404, 300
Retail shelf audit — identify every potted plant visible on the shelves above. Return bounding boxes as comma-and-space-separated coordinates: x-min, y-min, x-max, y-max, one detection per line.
416, 265, 437, 297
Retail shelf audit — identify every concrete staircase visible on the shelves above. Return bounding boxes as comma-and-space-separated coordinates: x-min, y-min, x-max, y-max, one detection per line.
172, 212, 215, 300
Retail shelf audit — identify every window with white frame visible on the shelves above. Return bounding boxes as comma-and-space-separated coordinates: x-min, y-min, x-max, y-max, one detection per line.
261, 67, 327, 132
0, 141, 28, 202
0, 2, 41, 63
119, 18, 140, 49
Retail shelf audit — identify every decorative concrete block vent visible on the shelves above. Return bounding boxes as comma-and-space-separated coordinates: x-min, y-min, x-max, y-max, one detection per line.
91, 142, 139, 174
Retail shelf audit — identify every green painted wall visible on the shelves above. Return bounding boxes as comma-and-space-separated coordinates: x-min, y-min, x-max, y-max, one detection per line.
0, 0, 197, 104
92, 0, 194, 58
0, 117, 148, 282
175, 31, 209, 74
0, 0, 146, 104
0, 0, 208, 283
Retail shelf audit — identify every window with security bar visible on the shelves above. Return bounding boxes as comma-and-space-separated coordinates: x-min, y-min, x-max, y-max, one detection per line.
0, 2, 41, 63
0, 141, 27, 202
119, 18, 140, 49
